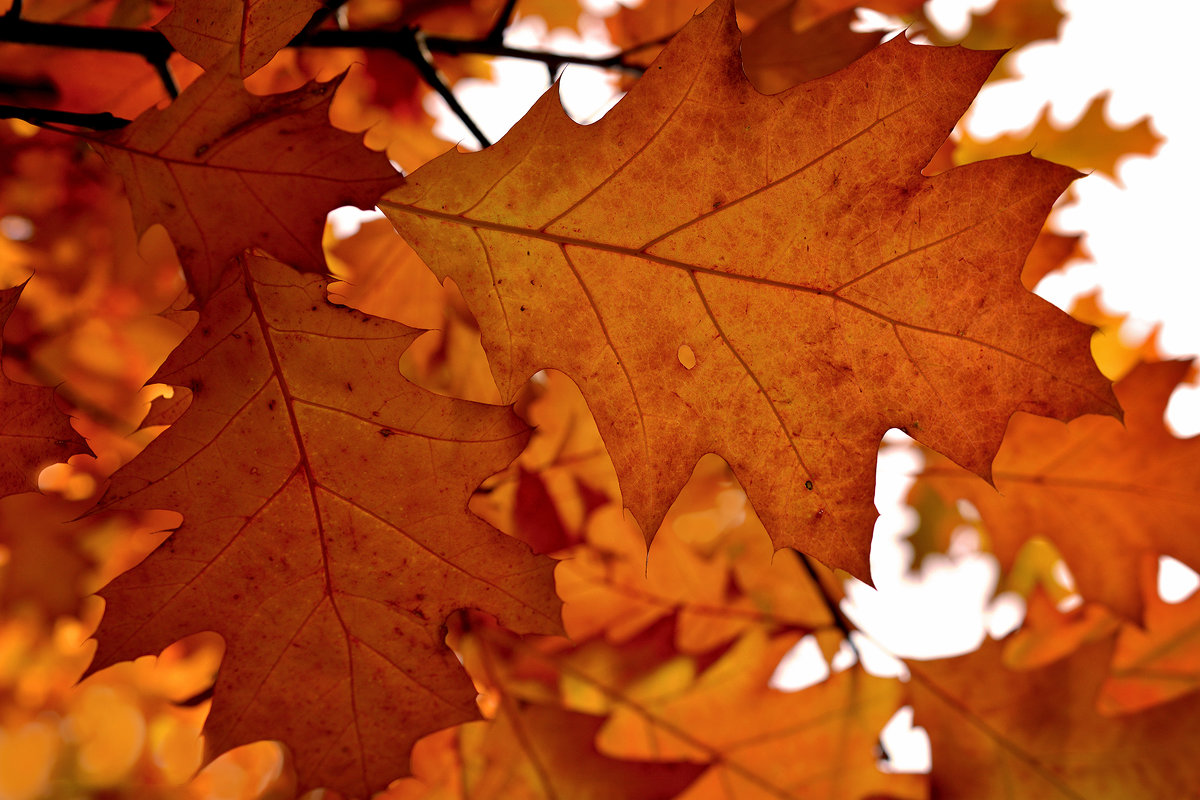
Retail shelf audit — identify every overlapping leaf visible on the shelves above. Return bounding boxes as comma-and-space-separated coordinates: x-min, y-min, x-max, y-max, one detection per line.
955, 94, 1163, 182
381, 0, 1116, 582
597, 630, 926, 800
0, 281, 86, 496
916, 360, 1200, 621
94, 69, 401, 302
89, 255, 561, 796
911, 636, 1200, 798
157, 0, 324, 77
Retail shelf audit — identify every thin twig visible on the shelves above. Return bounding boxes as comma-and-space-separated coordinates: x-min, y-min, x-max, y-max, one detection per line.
0, 103, 129, 130
149, 56, 178, 99
485, 0, 520, 44
4, 0, 21, 21
0, 15, 649, 149
799, 553, 861, 659
0, 17, 646, 75
396, 27, 491, 148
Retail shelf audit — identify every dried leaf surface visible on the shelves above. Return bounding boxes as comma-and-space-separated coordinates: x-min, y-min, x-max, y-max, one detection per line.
94, 70, 400, 302
89, 255, 561, 796
381, 0, 1116, 582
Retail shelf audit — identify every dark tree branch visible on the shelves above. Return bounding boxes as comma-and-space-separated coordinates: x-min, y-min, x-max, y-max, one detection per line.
0, 103, 129, 130
799, 553, 861, 660
0, 14, 648, 150
485, 0, 520, 44
150, 56, 179, 98
4, 0, 21, 21
392, 27, 491, 148
0, 17, 174, 60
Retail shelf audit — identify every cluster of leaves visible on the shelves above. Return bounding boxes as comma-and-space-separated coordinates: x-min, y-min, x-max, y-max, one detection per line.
0, 0, 1192, 798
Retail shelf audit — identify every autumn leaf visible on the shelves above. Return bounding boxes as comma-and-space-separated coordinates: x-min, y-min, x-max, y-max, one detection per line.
0, 492, 93, 616
387, 692, 706, 799
558, 458, 835, 654
93, 69, 401, 302
1101, 584, 1200, 714
910, 635, 1200, 798
88, 255, 561, 796
740, 8, 882, 94
916, 360, 1199, 621
596, 629, 926, 800
157, 0, 324, 78
381, 0, 1116, 583
0, 281, 87, 496
954, 93, 1163, 182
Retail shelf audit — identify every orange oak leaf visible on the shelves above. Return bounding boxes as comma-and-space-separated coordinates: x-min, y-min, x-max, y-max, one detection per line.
558, 457, 833, 654
921, 0, 1063, 51
1069, 292, 1163, 380
596, 629, 926, 800
740, 8, 883, 94
88, 255, 561, 796
1021, 228, 1087, 290
93, 69, 401, 302
386, 695, 705, 799
909, 636, 1200, 798
380, 0, 1116, 583
916, 360, 1199, 621
157, 0, 324, 77
1099, 583, 1200, 715
955, 93, 1163, 183
0, 281, 87, 496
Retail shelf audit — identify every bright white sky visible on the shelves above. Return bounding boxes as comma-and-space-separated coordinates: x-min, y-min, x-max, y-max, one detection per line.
400, 0, 1200, 772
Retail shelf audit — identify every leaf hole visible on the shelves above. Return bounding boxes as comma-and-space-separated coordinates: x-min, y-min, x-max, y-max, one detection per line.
677, 344, 696, 370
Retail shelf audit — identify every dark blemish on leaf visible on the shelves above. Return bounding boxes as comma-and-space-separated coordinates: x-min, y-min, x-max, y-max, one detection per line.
194, 144, 208, 157
815, 509, 825, 519
805, 480, 814, 490
189, 378, 202, 395
520, 305, 526, 311
379, 429, 393, 437
409, 608, 427, 620
345, 382, 353, 392
268, 399, 276, 410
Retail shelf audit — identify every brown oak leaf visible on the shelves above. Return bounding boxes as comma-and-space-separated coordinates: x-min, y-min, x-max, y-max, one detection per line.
88, 255, 561, 796
380, 0, 1116, 583
157, 0, 324, 78
0, 281, 87, 496
93, 69, 401, 303
910, 635, 1200, 798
